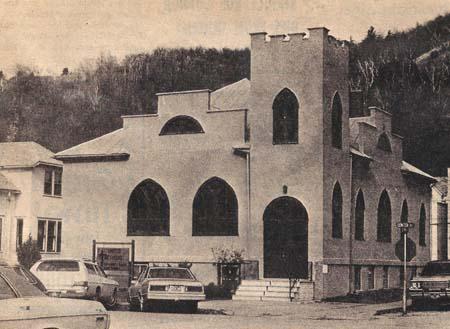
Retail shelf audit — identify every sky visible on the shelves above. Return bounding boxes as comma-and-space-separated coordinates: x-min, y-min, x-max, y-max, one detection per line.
0, 0, 448, 76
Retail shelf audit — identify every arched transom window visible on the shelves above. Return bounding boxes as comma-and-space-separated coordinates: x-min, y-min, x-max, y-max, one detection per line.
331, 92, 343, 149
332, 182, 343, 239
127, 179, 170, 236
273, 88, 299, 144
192, 177, 238, 236
377, 190, 392, 242
160, 115, 204, 135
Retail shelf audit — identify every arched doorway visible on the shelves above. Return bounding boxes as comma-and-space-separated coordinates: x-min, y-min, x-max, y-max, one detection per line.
263, 197, 308, 279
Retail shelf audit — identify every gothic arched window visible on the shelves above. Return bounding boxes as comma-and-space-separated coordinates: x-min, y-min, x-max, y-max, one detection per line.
332, 182, 343, 239
377, 190, 392, 242
193, 177, 238, 236
331, 92, 343, 149
127, 179, 170, 236
273, 88, 299, 144
355, 190, 365, 241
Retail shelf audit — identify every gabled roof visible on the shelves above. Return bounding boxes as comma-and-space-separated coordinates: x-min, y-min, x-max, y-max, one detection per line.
401, 161, 436, 183
0, 142, 61, 168
55, 129, 129, 162
210, 78, 250, 111
0, 172, 20, 193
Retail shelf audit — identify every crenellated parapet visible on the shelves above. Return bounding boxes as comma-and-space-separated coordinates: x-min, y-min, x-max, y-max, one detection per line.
250, 27, 347, 51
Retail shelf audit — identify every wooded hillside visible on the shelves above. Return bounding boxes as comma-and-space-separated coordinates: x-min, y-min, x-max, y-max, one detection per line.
0, 13, 448, 175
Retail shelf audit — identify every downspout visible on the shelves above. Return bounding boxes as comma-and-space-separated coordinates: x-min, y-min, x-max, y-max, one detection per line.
245, 150, 251, 261
348, 154, 353, 294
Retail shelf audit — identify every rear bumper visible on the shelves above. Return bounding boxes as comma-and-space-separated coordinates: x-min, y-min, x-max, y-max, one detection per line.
46, 287, 89, 299
146, 293, 206, 301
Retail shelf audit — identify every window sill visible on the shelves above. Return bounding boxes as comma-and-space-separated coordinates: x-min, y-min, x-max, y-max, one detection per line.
40, 251, 61, 254
43, 194, 63, 199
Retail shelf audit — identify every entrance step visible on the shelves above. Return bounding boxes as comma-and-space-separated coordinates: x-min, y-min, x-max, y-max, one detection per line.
233, 279, 315, 302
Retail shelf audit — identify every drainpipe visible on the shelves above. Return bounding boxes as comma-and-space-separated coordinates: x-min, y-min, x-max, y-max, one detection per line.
245, 151, 251, 260
348, 154, 353, 294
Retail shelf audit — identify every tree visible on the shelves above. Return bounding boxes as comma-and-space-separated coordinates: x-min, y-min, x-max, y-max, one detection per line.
17, 235, 41, 269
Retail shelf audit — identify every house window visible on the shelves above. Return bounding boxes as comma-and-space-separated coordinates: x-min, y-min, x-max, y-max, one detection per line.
354, 266, 361, 291
127, 179, 170, 236
377, 133, 392, 152
419, 204, 426, 246
16, 219, 23, 249
377, 190, 392, 242
44, 167, 63, 196
332, 182, 343, 239
160, 115, 204, 135
273, 88, 299, 144
367, 266, 375, 290
37, 219, 62, 253
193, 177, 238, 236
331, 92, 343, 149
355, 190, 365, 241
382, 266, 389, 289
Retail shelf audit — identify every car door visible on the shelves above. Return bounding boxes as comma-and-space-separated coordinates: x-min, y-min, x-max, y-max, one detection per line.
94, 264, 113, 297
84, 263, 102, 297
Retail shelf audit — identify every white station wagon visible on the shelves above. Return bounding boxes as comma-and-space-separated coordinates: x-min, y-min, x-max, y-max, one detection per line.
30, 258, 119, 308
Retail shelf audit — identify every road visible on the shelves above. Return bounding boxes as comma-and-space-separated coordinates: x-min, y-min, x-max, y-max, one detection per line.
109, 300, 450, 328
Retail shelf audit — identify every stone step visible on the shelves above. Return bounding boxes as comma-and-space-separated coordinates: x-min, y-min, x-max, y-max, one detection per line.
264, 291, 296, 298
235, 290, 265, 297
237, 285, 267, 292
267, 286, 292, 292
233, 295, 263, 301
261, 296, 292, 302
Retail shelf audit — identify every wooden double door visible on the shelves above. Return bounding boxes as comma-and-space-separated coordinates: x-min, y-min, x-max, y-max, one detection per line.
263, 197, 309, 279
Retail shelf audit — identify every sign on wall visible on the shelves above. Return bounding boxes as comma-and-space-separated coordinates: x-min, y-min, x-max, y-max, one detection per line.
97, 247, 130, 272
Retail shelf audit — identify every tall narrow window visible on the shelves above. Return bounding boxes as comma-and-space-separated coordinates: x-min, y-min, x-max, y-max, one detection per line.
437, 203, 448, 260
332, 182, 343, 239
355, 190, 365, 241
400, 200, 408, 223
273, 88, 299, 144
354, 266, 361, 291
377, 133, 392, 152
377, 190, 392, 242
44, 169, 53, 195
193, 177, 238, 236
16, 219, 23, 249
127, 179, 170, 236
331, 92, 343, 149
382, 266, 389, 289
419, 204, 426, 246
160, 115, 204, 135
54, 169, 62, 196
367, 266, 375, 290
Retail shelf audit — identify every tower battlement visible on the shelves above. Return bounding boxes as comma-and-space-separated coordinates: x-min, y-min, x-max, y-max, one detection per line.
250, 27, 347, 51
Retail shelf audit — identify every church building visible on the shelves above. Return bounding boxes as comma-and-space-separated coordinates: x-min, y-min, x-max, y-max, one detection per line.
55, 27, 435, 299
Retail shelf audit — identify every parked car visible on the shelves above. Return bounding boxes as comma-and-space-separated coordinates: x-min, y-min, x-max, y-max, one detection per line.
409, 260, 450, 307
30, 258, 119, 308
128, 265, 205, 312
0, 263, 110, 329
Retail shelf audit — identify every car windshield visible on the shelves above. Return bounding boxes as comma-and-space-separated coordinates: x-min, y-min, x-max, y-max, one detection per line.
147, 268, 193, 279
12, 266, 47, 292
0, 268, 46, 299
421, 262, 450, 276
37, 260, 80, 272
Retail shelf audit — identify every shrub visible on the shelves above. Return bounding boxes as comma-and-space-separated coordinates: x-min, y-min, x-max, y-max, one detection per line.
17, 235, 41, 269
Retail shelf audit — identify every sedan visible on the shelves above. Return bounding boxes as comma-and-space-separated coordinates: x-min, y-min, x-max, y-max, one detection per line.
0, 264, 110, 329
129, 265, 205, 312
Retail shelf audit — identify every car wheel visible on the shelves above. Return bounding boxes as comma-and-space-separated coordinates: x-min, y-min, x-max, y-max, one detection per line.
105, 289, 118, 310
93, 287, 101, 302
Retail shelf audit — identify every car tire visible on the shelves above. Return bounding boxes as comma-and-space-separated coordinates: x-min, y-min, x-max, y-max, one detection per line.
105, 289, 118, 310
93, 287, 101, 302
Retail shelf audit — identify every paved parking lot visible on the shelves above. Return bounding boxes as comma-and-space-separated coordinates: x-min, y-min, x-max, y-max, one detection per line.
110, 300, 450, 328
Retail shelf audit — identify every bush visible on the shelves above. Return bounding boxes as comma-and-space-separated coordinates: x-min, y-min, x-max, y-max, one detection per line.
17, 235, 41, 269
